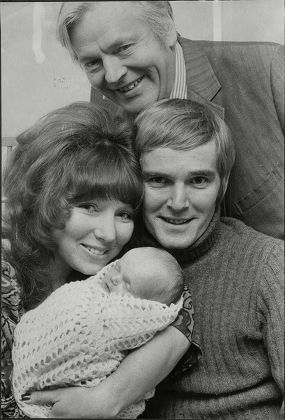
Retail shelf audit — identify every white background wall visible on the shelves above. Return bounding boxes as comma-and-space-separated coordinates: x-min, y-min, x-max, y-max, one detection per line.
1, 1, 284, 138
172, 0, 284, 43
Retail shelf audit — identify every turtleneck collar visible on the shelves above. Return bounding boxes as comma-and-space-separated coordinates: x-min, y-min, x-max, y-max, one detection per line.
134, 208, 221, 266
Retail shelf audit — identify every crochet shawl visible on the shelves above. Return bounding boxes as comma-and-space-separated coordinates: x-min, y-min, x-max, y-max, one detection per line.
12, 261, 182, 418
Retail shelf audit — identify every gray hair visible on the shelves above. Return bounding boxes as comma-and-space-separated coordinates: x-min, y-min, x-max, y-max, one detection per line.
57, 1, 176, 62
134, 99, 236, 204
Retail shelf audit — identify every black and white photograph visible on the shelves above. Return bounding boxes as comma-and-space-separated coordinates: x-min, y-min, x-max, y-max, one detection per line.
1, 1, 284, 418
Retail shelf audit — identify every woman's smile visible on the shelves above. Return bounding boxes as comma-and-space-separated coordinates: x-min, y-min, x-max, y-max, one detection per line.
80, 244, 111, 256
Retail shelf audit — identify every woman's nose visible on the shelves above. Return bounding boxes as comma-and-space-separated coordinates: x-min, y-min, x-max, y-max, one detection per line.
104, 57, 127, 84
94, 216, 116, 243
167, 185, 190, 211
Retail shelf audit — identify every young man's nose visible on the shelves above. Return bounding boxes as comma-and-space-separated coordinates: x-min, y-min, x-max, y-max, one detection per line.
167, 185, 190, 210
104, 57, 127, 84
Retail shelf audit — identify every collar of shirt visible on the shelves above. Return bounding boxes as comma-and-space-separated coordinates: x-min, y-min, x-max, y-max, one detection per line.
170, 42, 187, 99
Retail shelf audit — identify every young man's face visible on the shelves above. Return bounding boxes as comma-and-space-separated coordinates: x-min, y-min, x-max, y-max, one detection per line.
70, 2, 176, 115
141, 141, 221, 249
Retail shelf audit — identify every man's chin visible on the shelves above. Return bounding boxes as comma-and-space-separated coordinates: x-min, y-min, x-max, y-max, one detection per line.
158, 235, 195, 250
115, 94, 159, 115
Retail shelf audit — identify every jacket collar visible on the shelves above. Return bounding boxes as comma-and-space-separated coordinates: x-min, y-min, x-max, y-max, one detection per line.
179, 37, 224, 118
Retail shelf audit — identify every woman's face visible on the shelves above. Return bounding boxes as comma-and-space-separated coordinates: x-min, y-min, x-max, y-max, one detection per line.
141, 141, 221, 249
52, 199, 134, 276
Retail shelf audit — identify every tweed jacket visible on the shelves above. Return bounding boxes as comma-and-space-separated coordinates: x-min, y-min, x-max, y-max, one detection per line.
180, 38, 284, 239
90, 39, 284, 239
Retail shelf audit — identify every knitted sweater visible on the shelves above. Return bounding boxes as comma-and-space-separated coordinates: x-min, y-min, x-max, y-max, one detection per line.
141, 214, 284, 419
12, 261, 182, 418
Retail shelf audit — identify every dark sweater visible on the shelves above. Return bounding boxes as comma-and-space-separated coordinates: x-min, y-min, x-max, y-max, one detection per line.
140, 214, 284, 419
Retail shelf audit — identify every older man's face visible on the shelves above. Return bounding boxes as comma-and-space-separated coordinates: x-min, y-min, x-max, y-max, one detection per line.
70, 2, 176, 114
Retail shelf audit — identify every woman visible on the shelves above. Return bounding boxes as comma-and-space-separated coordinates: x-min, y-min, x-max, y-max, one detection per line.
1, 101, 195, 418
28, 98, 283, 419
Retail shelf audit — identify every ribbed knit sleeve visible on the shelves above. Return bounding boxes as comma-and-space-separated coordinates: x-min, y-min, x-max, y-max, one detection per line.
256, 241, 284, 395
143, 218, 284, 420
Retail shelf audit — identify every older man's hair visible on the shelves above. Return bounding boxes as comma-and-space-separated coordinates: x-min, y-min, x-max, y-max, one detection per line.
57, 1, 176, 62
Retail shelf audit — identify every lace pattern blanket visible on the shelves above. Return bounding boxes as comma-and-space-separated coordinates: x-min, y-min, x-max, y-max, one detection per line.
12, 261, 183, 418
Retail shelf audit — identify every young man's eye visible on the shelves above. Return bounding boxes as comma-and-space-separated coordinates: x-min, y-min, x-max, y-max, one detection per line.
191, 176, 208, 187
146, 177, 168, 186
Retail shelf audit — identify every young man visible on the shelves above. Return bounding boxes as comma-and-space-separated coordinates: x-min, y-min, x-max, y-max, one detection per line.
133, 98, 284, 419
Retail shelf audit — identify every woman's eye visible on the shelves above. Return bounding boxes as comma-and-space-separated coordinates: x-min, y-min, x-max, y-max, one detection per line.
78, 204, 98, 213
119, 211, 133, 221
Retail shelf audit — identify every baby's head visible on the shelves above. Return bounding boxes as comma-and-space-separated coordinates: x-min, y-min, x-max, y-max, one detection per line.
104, 247, 183, 305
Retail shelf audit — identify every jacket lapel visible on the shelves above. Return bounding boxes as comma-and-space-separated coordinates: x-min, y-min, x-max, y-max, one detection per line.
179, 37, 224, 118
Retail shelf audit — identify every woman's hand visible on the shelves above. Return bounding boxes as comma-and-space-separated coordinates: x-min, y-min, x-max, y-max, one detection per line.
25, 326, 190, 418
24, 386, 117, 419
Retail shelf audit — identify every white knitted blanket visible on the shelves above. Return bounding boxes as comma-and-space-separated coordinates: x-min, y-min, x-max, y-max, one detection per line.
12, 261, 182, 418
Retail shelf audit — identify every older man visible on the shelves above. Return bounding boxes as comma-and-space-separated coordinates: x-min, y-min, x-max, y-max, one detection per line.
57, 1, 284, 239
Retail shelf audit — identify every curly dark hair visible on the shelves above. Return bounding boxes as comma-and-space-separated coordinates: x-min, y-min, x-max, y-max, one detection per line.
3, 101, 143, 310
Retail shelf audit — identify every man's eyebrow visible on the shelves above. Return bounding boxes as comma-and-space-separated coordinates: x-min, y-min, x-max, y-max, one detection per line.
188, 170, 216, 177
142, 171, 165, 177
108, 36, 135, 50
142, 170, 216, 177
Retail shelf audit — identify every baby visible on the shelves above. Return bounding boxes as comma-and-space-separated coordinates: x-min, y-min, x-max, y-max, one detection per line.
102, 246, 183, 304
12, 247, 184, 418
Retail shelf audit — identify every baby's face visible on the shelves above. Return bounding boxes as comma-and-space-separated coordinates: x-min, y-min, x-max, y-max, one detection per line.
102, 260, 137, 297
102, 254, 152, 299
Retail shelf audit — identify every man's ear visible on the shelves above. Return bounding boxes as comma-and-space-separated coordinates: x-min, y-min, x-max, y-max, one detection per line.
166, 24, 178, 49
219, 175, 230, 203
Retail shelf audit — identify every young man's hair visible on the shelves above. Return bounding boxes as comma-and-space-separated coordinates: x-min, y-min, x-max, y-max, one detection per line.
3, 101, 142, 310
57, 1, 176, 62
134, 98, 236, 204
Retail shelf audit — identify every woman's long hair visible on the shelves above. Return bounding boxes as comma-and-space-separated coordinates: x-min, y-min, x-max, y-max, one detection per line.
3, 102, 142, 310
